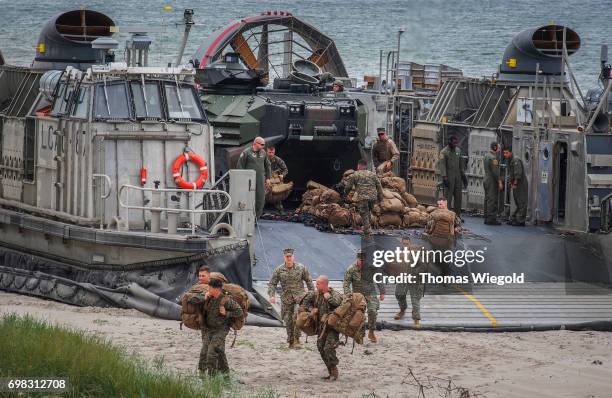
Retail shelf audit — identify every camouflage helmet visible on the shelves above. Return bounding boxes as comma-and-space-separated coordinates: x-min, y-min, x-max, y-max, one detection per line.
332, 80, 344, 87
283, 247, 294, 255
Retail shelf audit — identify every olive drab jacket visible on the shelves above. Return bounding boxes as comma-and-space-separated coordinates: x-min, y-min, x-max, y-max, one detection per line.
483, 151, 500, 184
438, 145, 465, 184
237, 146, 271, 181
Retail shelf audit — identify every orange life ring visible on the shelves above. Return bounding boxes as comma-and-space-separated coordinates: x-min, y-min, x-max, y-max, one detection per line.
171, 151, 209, 189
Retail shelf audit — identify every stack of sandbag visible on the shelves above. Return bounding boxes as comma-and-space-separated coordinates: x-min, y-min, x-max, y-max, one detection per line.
265, 173, 293, 204
298, 171, 431, 230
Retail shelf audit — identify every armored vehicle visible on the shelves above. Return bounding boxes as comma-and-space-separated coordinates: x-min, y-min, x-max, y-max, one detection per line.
191, 12, 367, 192
0, 9, 276, 324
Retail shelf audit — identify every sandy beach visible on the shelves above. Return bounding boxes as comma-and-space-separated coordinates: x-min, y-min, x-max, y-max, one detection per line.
1, 291, 611, 397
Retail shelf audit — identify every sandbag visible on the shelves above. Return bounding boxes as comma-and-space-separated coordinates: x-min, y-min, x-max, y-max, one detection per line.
302, 188, 324, 201
417, 205, 427, 212
426, 205, 437, 213
403, 212, 430, 227
381, 176, 407, 193
380, 198, 404, 213
320, 189, 341, 204
382, 189, 395, 199
328, 293, 367, 344
328, 205, 351, 227
266, 181, 293, 204
378, 213, 403, 227
402, 192, 418, 208
307, 180, 330, 190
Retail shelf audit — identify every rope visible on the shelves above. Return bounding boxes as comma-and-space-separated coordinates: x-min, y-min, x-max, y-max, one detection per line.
230, 329, 238, 348
255, 214, 273, 277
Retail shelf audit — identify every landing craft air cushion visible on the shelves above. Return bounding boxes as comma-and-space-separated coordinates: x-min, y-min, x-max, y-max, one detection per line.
0, 9, 279, 325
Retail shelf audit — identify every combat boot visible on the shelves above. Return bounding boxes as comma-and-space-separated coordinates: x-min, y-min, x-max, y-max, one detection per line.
368, 329, 377, 343
329, 366, 339, 381
414, 319, 421, 328
393, 310, 405, 320
322, 365, 332, 380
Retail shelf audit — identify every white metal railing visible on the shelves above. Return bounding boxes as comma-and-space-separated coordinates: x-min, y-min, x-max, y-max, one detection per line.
118, 184, 231, 235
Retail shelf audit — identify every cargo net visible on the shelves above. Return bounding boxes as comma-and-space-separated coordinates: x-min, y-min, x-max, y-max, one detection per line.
262, 170, 441, 235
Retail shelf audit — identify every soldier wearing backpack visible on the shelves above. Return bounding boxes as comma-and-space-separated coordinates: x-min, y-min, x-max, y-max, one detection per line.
302, 275, 344, 381
343, 249, 385, 343
188, 278, 244, 376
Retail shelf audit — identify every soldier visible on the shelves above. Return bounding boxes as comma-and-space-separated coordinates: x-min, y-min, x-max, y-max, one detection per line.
197, 266, 229, 285
393, 237, 426, 327
268, 248, 314, 348
266, 146, 289, 212
266, 146, 288, 180
344, 159, 384, 239
438, 135, 467, 218
503, 147, 528, 226
332, 80, 344, 93
343, 249, 385, 343
188, 278, 244, 376
372, 127, 400, 172
236, 136, 271, 218
483, 142, 503, 225
302, 275, 343, 381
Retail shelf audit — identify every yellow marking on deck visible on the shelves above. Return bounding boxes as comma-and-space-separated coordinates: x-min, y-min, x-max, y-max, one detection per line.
454, 286, 497, 327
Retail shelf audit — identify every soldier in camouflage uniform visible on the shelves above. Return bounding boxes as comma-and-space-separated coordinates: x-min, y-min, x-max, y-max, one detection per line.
236, 136, 271, 218
372, 127, 400, 172
343, 249, 385, 343
189, 278, 244, 376
483, 142, 503, 225
302, 275, 344, 381
503, 147, 528, 226
266, 146, 289, 212
268, 248, 314, 348
393, 238, 427, 327
344, 159, 384, 238
438, 136, 467, 218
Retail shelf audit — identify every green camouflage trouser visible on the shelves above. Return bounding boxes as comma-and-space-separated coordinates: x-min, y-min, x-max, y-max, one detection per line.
395, 282, 424, 321
317, 329, 340, 368
199, 329, 229, 375
281, 300, 301, 343
357, 199, 376, 235
365, 294, 380, 330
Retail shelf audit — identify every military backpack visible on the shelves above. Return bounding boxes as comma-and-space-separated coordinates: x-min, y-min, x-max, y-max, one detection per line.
180, 281, 249, 331
326, 292, 367, 344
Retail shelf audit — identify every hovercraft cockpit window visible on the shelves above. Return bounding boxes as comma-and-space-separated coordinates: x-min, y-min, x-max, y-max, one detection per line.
164, 83, 203, 120
131, 81, 162, 119
51, 84, 75, 115
94, 81, 130, 119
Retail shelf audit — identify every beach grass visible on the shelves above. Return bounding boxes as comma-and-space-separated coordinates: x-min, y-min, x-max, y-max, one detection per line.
0, 313, 234, 397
